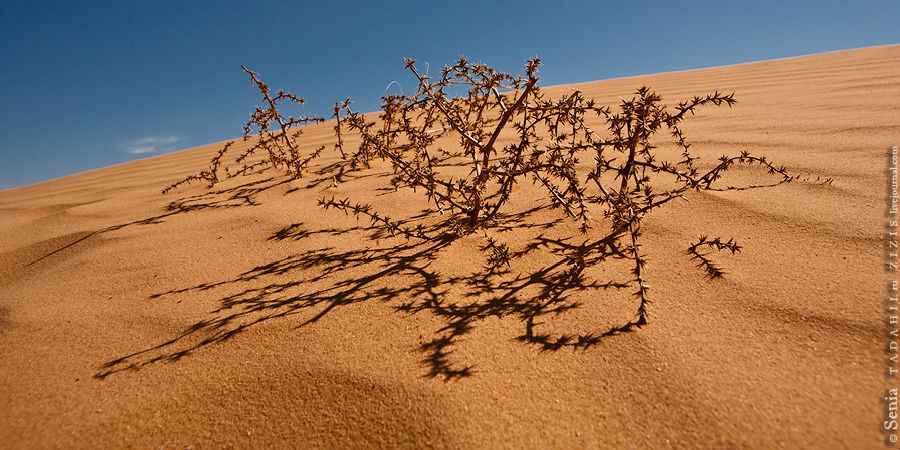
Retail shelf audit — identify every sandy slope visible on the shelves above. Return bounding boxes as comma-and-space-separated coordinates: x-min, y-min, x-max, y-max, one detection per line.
0, 45, 897, 448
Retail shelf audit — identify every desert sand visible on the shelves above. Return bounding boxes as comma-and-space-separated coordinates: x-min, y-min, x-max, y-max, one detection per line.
1, 45, 898, 448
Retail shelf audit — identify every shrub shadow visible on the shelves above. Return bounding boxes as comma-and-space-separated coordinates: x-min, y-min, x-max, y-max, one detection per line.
96, 205, 646, 381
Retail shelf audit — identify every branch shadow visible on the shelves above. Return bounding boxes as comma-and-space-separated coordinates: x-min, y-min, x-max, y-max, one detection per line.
96, 205, 647, 381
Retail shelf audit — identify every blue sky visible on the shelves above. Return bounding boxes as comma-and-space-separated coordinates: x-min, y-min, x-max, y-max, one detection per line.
1, 1, 897, 189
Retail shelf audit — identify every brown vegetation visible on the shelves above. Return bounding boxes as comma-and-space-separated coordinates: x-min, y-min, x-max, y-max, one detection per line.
163, 57, 830, 376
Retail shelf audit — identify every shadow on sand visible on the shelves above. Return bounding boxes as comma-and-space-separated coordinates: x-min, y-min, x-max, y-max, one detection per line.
94, 182, 650, 380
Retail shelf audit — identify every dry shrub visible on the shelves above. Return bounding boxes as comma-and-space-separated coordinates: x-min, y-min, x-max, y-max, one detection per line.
326, 57, 818, 328
160, 57, 831, 374
164, 66, 325, 193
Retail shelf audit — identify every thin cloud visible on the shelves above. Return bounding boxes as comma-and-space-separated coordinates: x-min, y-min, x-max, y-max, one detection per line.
121, 136, 181, 155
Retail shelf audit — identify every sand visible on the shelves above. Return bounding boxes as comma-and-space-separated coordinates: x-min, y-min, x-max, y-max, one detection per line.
1, 45, 897, 448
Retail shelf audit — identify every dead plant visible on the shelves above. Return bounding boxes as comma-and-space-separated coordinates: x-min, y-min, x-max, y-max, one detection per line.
328, 57, 820, 331
154, 57, 833, 377
164, 66, 325, 193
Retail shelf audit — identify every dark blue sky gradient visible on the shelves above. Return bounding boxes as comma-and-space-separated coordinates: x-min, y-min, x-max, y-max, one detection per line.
1, 0, 897, 189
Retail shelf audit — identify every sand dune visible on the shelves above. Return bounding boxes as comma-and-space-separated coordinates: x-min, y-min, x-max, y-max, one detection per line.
1, 45, 897, 448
